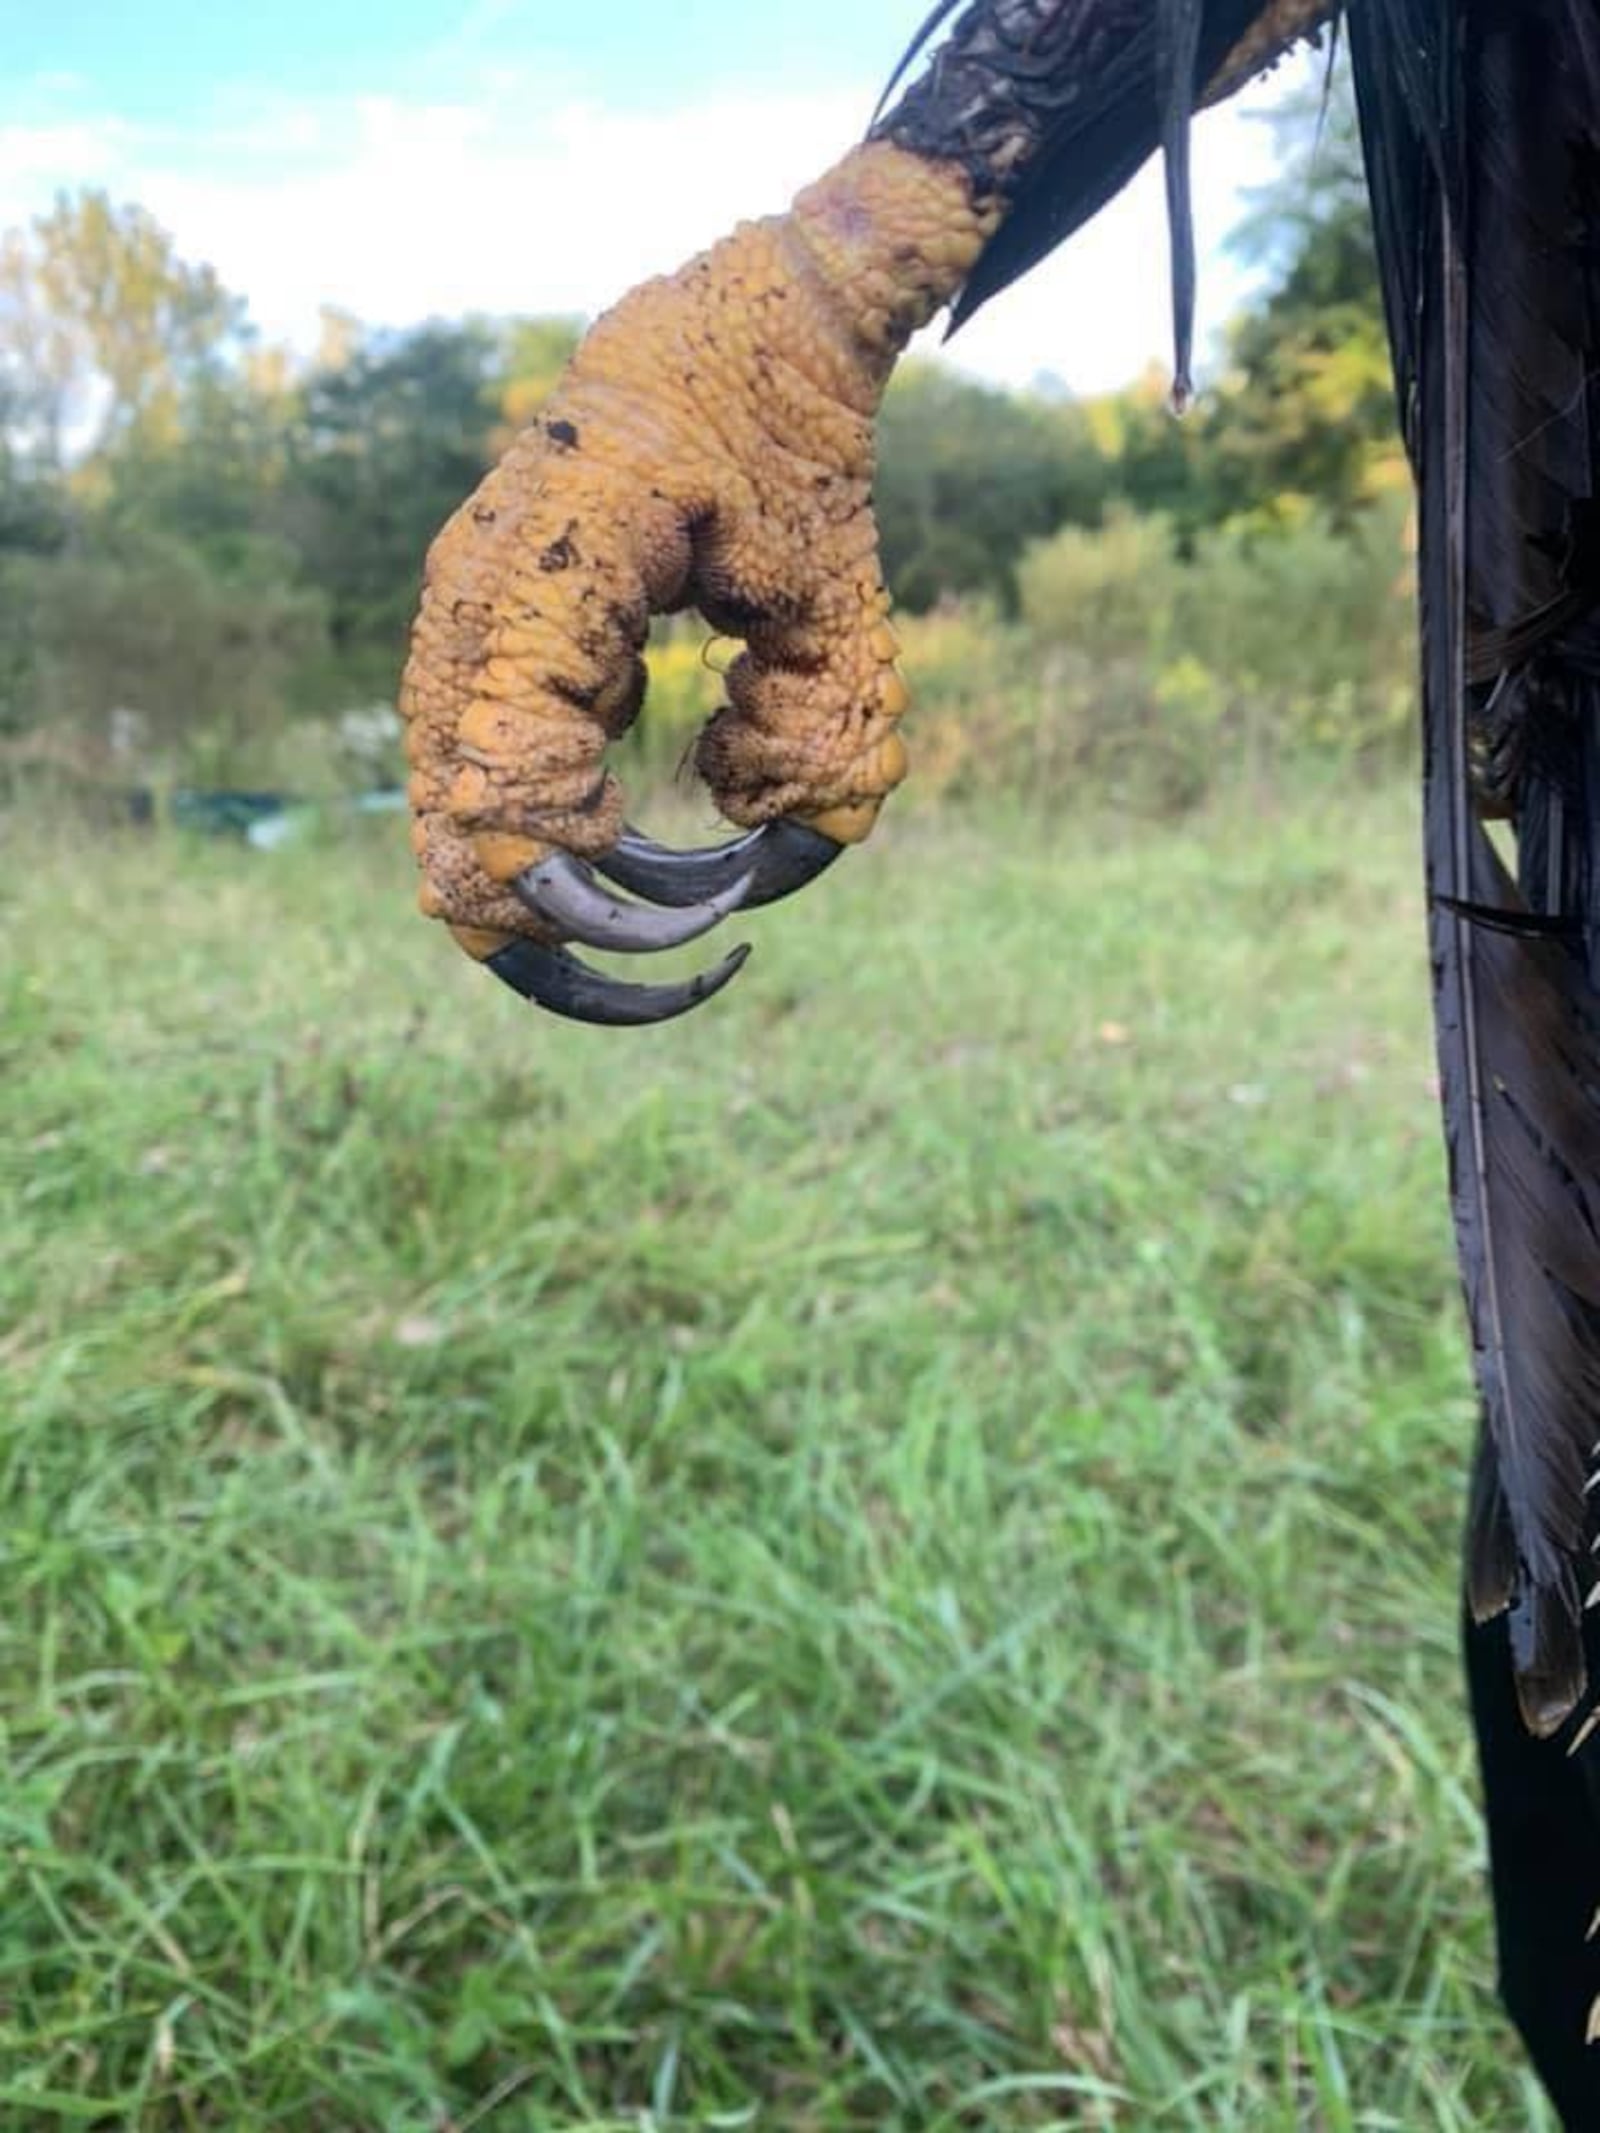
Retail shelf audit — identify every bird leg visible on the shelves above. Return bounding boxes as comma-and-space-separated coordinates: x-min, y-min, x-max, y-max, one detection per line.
400, 141, 998, 1020
401, 0, 1337, 1023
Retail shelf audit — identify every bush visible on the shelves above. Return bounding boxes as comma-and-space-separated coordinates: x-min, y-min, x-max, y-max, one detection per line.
876, 361, 1107, 614
873, 500, 1417, 819
0, 530, 328, 782
602, 504, 1417, 828
626, 624, 723, 785
36, 497, 1401, 828
1016, 509, 1180, 666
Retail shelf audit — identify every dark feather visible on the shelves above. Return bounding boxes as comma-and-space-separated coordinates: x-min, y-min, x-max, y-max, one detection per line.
1350, 0, 1600, 1740
945, 0, 1267, 333
1464, 1599, 1600, 2129
873, 4, 1336, 403
869, 0, 969, 129
1158, 0, 1206, 406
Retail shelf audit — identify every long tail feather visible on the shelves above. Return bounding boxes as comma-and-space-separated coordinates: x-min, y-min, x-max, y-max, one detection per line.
1354, 0, 1600, 1740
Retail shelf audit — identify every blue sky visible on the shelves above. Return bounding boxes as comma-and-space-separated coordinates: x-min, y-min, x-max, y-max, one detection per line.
3, 4, 1315, 393
10, 0, 929, 116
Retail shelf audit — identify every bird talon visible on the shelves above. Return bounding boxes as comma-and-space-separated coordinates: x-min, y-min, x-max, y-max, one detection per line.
514, 848, 753, 950
596, 817, 844, 911
485, 938, 751, 1026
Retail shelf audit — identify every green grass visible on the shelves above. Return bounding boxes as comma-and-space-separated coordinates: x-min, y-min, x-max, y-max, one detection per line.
0, 785, 1552, 2128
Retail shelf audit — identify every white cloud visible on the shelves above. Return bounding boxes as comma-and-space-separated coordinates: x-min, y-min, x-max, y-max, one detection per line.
0, 118, 133, 195
0, 58, 1311, 395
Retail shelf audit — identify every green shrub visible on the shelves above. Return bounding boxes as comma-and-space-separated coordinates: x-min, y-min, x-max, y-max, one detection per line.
0, 529, 328, 781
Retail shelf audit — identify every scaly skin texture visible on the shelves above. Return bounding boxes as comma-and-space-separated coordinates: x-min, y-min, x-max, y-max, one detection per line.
400, 142, 998, 957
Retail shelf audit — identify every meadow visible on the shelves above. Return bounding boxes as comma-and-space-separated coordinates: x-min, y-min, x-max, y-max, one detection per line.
0, 783, 1556, 2128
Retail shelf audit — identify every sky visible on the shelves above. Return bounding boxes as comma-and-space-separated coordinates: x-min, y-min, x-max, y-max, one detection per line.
1, 1, 1320, 395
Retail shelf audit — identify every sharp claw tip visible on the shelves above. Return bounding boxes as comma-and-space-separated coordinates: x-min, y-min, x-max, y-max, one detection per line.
513, 846, 750, 950
597, 816, 843, 910
484, 934, 751, 1026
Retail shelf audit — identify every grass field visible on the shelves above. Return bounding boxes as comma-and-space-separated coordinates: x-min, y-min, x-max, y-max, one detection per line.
0, 785, 1555, 2128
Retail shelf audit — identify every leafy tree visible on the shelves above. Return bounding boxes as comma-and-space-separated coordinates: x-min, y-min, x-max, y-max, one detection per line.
0, 529, 325, 768
1046, 71, 1395, 539
1081, 367, 1204, 527
0, 231, 78, 470
1194, 71, 1399, 523
282, 320, 498, 692
0, 405, 66, 558
101, 357, 298, 579
876, 361, 1107, 612
494, 317, 582, 451
0, 191, 247, 464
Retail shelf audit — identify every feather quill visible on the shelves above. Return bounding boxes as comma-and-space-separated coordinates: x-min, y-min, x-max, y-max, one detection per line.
1157, 0, 1205, 408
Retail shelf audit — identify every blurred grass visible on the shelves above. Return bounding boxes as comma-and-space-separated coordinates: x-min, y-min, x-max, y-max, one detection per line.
0, 785, 1552, 2128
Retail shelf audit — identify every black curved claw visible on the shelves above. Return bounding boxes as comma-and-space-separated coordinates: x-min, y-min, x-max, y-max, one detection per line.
514, 849, 751, 952
597, 817, 844, 910
486, 937, 751, 1026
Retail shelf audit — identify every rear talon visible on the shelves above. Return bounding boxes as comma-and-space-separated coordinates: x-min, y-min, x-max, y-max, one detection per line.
485, 938, 752, 1026
515, 849, 755, 950
596, 818, 845, 910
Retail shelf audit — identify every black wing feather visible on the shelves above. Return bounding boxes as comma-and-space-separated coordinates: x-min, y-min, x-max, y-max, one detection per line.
1463, 1598, 1600, 2128
1352, 5, 1600, 2106
1353, 0, 1600, 1740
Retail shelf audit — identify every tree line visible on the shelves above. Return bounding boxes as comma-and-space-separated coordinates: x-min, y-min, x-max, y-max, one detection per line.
0, 80, 1402, 787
